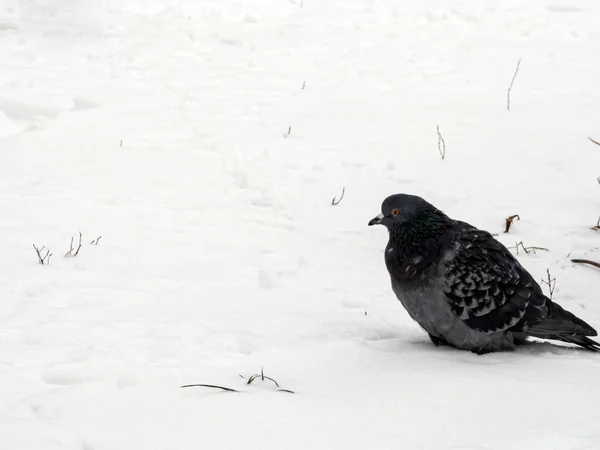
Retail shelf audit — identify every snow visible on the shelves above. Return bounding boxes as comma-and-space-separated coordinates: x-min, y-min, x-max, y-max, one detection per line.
1, 0, 600, 448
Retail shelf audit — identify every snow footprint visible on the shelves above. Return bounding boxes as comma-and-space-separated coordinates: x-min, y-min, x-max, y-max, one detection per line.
41, 365, 98, 386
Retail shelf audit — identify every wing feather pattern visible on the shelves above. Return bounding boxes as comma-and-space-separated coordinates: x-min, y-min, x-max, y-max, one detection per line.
440, 224, 547, 334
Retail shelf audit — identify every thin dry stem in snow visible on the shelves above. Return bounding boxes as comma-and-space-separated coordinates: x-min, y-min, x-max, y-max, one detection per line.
507, 241, 548, 255
90, 236, 102, 245
33, 244, 53, 265
301, 81, 306, 89
288, 125, 292, 135
504, 214, 520, 233
507, 57, 521, 111
540, 268, 556, 300
182, 367, 294, 394
242, 367, 294, 392
65, 232, 83, 257
571, 259, 600, 271
180, 384, 239, 392
588, 137, 600, 147
332, 187, 345, 205
246, 367, 280, 387
436, 125, 446, 159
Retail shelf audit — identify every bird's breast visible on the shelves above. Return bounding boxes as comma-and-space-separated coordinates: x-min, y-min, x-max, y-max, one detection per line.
385, 246, 429, 281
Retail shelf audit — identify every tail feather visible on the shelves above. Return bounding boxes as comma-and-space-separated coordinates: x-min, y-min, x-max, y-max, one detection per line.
526, 300, 600, 352
549, 334, 600, 352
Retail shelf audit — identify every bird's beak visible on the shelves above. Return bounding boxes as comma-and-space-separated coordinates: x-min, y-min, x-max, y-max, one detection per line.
368, 213, 384, 226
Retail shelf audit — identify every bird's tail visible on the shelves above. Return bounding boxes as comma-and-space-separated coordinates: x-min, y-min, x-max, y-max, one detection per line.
526, 300, 600, 352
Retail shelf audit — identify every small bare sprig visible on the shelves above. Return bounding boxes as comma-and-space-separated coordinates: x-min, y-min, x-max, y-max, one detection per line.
540, 268, 556, 300
90, 236, 102, 245
436, 125, 446, 159
331, 187, 345, 206
504, 214, 520, 233
301, 81, 306, 90
64, 232, 83, 257
33, 244, 53, 265
507, 241, 549, 255
507, 57, 521, 111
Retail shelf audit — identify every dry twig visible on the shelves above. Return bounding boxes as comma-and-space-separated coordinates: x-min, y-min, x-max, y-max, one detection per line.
33, 244, 53, 265
507, 58, 521, 111
332, 187, 345, 206
437, 125, 446, 159
90, 236, 102, 245
571, 259, 600, 270
540, 268, 556, 300
507, 241, 548, 255
504, 214, 520, 233
65, 232, 82, 257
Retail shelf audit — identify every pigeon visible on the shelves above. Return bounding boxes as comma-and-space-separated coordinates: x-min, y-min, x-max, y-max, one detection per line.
368, 193, 600, 354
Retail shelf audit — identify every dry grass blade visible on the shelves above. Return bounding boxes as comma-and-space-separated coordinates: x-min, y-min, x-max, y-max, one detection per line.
180, 384, 239, 392
261, 376, 280, 387
588, 137, 600, 147
245, 368, 282, 388
277, 389, 295, 394
571, 259, 600, 270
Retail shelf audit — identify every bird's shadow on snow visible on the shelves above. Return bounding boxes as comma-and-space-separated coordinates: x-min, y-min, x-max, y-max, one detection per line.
368, 332, 595, 360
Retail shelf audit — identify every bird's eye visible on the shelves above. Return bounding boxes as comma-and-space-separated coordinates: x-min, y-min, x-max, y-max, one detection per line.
392, 209, 400, 216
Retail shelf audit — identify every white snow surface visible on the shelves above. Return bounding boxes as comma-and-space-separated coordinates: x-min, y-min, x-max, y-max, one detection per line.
1, 0, 600, 448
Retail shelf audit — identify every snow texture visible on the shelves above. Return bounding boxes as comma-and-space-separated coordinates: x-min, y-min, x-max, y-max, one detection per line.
1, 0, 600, 449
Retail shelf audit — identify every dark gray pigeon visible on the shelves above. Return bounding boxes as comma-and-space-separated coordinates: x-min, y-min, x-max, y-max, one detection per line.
369, 193, 600, 354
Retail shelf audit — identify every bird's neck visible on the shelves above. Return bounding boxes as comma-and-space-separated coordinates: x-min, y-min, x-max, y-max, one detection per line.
386, 213, 453, 279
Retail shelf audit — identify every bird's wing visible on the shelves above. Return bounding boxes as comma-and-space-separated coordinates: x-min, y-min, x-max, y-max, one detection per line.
439, 223, 547, 334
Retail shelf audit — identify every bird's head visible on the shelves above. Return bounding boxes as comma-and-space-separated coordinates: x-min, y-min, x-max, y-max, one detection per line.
368, 194, 449, 234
